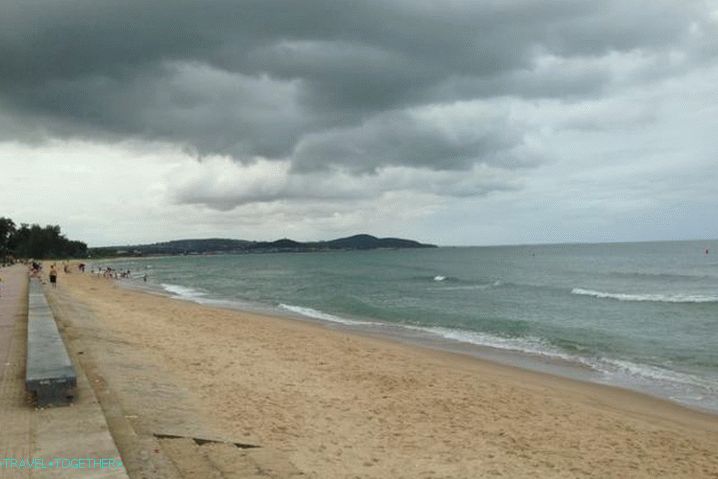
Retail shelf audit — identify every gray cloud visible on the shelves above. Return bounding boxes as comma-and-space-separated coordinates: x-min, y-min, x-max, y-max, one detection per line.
169, 157, 522, 211
1, 0, 716, 189
291, 107, 531, 172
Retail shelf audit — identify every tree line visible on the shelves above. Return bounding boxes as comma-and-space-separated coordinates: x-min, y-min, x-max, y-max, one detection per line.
0, 217, 87, 262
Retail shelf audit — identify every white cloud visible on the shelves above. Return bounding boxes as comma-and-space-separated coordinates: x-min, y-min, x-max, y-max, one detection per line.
169, 154, 521, 211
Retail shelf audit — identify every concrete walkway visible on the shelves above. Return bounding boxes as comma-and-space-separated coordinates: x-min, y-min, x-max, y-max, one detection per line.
44, 277, 303, 479
0, 265, 128, 479
0, 266, 22, 383
0, 265, 31, 478
1, 266, 301, 478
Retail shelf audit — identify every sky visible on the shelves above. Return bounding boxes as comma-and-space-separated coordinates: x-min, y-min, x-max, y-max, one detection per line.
1, 0, 717, 247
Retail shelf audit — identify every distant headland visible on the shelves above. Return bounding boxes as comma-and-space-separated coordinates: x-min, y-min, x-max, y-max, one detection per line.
90, 234, 437, 257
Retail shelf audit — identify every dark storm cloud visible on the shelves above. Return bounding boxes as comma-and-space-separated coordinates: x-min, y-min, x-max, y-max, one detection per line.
0, 0, 715, 172
291, 108, 529, 172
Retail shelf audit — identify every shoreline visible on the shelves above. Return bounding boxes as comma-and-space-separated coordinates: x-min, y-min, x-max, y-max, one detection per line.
113, 271, 718, 417
52, 268, 718, 477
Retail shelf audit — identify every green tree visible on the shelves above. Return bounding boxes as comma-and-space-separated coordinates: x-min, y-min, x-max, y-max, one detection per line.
0, 217, 16, 262
6, 221, 87, 259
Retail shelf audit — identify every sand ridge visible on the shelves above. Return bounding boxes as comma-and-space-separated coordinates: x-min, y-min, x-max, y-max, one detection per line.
55, 269, 718, 478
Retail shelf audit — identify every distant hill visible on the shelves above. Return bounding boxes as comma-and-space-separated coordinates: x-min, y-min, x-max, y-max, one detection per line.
322, 234, 432, 250
90, 234, 436, 257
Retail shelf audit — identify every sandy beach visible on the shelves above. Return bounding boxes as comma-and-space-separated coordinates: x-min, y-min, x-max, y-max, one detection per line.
45, 268, 718, 478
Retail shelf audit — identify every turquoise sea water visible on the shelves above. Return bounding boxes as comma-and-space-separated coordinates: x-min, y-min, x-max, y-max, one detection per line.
98, 240, 718, 412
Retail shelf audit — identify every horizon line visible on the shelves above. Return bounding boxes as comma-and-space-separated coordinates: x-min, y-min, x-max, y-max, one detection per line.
87, 236, 718, 250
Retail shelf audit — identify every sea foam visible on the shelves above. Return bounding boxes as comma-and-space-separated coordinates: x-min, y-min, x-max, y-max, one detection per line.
571, 288, 718, 303
409, 326, 579, 361
278, 304, 378, 326
600, 358, 717, 391
161, 283, 207, 299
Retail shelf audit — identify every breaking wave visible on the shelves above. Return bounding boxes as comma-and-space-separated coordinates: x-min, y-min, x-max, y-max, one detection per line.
571, 288, 718, 303
278, 304, 379, 326
161, 283, 207, 299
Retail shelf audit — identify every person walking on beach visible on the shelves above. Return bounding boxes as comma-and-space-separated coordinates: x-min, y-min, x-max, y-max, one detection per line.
49, 265, 58, 288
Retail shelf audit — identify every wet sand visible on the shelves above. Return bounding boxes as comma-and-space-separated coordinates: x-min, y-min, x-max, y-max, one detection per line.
54, 269, 718, 478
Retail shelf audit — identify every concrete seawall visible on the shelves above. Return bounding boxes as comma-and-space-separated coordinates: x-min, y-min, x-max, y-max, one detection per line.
0, 265, 128, 479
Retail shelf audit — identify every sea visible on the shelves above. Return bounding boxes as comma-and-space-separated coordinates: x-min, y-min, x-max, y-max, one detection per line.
95, 240, 718, 413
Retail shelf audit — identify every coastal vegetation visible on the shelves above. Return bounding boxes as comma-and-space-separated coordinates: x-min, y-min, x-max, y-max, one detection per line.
0, 217, 87, 261
90, 234, 436, 257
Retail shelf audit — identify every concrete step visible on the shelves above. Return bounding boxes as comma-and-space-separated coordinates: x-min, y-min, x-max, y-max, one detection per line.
158, 436, 304, 479
158, 437, 224, 479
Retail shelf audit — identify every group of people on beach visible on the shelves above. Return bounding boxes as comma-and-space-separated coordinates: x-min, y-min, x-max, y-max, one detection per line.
93, 266, 148, 282
3, 260, 150, 295
1, 261, 148, 297
28, 261, 80, 288
95, 266, 131, 279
